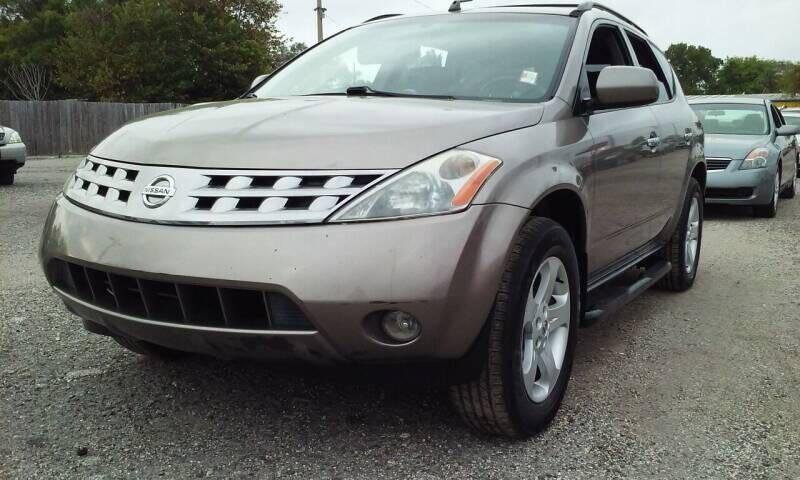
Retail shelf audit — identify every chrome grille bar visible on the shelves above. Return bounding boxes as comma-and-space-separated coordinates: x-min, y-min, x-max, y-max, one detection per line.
64, 156, 397, 225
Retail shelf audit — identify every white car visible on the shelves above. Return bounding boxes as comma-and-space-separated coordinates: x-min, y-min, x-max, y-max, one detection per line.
0, 126, 26, 185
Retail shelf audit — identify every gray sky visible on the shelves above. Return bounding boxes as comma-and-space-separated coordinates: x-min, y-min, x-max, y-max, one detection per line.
277, 0, 800, 61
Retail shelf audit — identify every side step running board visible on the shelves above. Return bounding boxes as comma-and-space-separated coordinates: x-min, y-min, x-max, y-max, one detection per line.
582, 260, 671, 327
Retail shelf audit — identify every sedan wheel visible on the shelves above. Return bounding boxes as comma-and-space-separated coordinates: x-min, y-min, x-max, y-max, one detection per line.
754, 172, 780, 218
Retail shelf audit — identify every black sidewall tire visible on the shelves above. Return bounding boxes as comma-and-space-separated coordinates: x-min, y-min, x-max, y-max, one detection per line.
503, 223, 580, 435
755, 172, 780, 218
0, 174, 13, 186
678, 182, 703, 287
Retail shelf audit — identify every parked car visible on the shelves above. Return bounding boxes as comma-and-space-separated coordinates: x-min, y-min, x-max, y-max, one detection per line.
40, 2, 706, 438
782, 108, 800, 174
0, 125, 26, 185
690, 98, 799, 217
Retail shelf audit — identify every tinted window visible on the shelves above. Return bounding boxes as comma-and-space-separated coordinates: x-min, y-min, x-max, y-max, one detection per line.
652, 47, 676, 96
626, 31, 671, 101
255, 14, 576, 103
770, 105, 784, 127
691, 104, 770, 135
583, 25, 632, 104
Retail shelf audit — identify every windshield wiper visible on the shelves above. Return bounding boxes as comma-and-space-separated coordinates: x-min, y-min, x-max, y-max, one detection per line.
345, 85, 455, 100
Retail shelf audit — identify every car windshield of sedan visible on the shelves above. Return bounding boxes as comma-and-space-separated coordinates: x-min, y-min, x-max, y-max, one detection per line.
254, 13, 575, 103
784, 115, 800, 127
691, 104, 770, 135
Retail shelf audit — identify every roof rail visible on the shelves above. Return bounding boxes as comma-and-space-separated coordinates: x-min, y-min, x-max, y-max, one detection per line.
494, 2, 648, 35
364, 13, 403, 23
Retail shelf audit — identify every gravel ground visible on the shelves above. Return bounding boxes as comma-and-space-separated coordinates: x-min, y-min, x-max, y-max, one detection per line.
2, 157, 800, 479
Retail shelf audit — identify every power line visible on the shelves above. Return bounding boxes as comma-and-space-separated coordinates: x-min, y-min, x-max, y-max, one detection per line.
412, 0, 437, 11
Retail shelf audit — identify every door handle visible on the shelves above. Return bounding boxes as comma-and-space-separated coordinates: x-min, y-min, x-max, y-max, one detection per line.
647, 135, 661, 149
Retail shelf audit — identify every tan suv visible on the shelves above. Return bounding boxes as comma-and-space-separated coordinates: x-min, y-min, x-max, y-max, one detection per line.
41, 2, 706, 437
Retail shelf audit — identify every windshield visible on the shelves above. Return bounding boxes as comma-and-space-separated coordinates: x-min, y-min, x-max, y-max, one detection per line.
691, 103, 770, 135
784, 115, 800, 127
254, 13, 576, 103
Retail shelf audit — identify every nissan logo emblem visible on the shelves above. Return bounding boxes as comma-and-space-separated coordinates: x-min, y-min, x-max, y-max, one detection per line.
142, 175, 176, 208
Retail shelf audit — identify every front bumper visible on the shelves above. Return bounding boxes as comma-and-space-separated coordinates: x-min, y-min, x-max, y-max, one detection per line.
40, 196, 528, 363
0, 143, 26, 173
705, 163, 777, 206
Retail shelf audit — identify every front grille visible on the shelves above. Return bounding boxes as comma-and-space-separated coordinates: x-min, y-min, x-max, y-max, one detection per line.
706, 158, 732, 171
47, 259, 314, 331
706, 187, 754, 199
69, 158, 139, 207
64, 156, 397, 225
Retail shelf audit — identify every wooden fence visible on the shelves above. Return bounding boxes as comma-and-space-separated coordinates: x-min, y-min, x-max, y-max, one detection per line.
0, 100, 182, 156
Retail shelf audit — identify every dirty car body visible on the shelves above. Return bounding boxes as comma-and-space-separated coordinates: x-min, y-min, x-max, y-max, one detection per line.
41, 4, 705, 437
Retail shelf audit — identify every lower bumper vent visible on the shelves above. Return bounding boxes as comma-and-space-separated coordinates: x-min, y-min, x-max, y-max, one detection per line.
47, 259, 314, 331
706, 187, 754, 199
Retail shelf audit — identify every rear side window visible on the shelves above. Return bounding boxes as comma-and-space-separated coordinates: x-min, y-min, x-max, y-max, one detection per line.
626, 31, 672, 102
652, 47, 676, 97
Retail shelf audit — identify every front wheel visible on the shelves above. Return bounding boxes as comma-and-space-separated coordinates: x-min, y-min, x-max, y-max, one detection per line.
659, 178, 703, 292
753, 172, 780, 218
780, 175, 796, 199
449, 217, 580, 438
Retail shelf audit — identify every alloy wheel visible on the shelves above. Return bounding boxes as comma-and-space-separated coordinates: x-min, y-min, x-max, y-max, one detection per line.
685, 197, 700, 274
521, 257, 570, 403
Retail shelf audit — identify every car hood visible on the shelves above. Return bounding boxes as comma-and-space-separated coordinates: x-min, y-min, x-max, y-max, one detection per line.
704, 134, 770, 160
91, 97, 545, 170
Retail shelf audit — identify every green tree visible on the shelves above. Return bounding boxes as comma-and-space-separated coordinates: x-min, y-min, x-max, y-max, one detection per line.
779, 63, 800, 96
665, 43, 722, 95
55, 0, 284, 102
0, 0, 77, 98
274, 40, 306, 70
716, 56, 785, 95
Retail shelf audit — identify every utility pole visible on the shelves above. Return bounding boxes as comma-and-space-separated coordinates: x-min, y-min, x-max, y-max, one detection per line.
315, 0, 326, 43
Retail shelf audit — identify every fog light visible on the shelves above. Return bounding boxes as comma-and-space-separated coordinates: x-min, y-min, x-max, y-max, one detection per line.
381, 311, 421, 343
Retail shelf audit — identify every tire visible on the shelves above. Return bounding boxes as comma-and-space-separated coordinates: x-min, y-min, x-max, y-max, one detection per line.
780, 175, 796, 199
659, 178, 703, 292
0, 173, 14, 185
449, 217, 580, 438
753, 171, 780, 218
113, 335, 188, 360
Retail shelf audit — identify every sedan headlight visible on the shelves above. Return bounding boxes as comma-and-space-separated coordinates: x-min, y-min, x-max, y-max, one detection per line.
5, 129, 23, 144
330, 150, 502, 222
740, 148, 769, 170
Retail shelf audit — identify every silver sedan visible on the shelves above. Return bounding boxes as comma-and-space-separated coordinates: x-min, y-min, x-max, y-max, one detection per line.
690, 97, 799, 217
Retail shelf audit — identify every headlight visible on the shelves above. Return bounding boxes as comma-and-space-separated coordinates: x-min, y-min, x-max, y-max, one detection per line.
740, 148, 769, 170
6, 129, 23, 144
330, 150, 502, 222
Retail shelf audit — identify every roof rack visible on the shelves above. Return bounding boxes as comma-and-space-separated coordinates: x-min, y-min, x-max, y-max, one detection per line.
364, 13, 403, 23
494, 2, 648, 35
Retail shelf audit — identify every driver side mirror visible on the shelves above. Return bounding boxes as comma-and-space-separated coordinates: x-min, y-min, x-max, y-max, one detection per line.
250, 74, 268, 90
595, 66, 660, 108
776, 125, 800, 137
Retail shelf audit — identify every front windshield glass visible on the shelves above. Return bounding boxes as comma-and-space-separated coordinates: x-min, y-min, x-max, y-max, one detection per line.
691, 103, 770, 135
255, 13, 575, 103
784, 115, 800, 127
